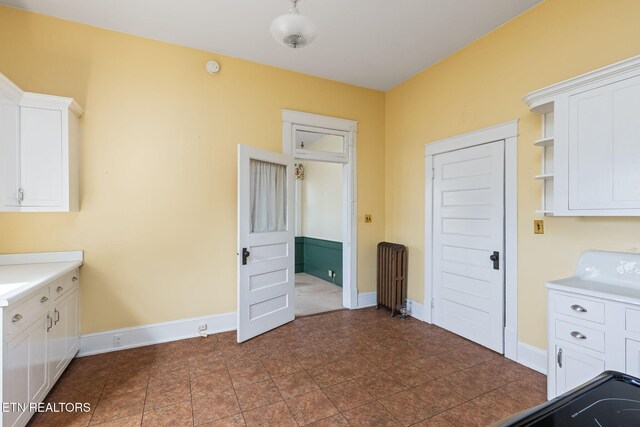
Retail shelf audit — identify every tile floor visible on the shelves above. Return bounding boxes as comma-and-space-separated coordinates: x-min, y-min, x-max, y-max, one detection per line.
29, 308, 546, 427
295, 273, 343, 316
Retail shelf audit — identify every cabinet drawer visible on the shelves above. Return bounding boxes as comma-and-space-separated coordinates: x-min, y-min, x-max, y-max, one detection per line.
555, 320, 605, 353
51, 269, 79, 301
6, 287, 50, 336
555, 293, 605, 324
626, 308, 640, 334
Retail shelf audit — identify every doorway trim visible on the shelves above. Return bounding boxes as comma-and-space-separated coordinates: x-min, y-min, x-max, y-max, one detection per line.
424, 120, 518, 360
282, 110, 358, 309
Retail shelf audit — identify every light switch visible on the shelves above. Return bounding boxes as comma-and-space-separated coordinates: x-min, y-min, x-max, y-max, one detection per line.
534, 220, 544, 234
364, 214, 372, 223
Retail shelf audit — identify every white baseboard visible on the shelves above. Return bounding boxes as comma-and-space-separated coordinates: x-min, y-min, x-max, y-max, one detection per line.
406, 299, 425, 321
517, 341, 547, 375
357, 291, 377, 308
78, 311, 236, 357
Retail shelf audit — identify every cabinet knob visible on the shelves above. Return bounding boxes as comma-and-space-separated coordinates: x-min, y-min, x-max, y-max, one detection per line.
12, 314, 23, 323
40, 296, 49, 303
571, 304, 587, 313
571, 331, 587, 340
57, 286, 64, 293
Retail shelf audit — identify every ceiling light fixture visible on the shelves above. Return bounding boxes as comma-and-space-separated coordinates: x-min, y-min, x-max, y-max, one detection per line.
270, 0, 317, 49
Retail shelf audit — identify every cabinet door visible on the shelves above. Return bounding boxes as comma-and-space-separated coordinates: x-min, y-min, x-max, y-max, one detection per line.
19, 106, 63, 207
4, 313, 49, 427
555, 346, 605, 396
0, 95, 20, 208
568, 75, 640, 210
626, 339, 640, 377
49, 290, 80, 383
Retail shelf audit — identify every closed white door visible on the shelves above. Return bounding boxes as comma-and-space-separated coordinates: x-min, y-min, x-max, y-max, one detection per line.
237, 145, 295, 343
432, 141, 505, 353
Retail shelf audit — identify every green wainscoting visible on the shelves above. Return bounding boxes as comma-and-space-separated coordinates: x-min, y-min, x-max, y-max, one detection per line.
295, 237, 343, 287
295, 237, 305, 273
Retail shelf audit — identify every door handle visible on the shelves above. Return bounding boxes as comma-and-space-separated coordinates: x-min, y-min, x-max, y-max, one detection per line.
489, 251, 499, 270
557, 348, 562, 368
242, 248, 251, 265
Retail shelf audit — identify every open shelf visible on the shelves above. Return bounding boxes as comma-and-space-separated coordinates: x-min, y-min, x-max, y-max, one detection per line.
534, 136, 554, 147
534, 173, 554, 180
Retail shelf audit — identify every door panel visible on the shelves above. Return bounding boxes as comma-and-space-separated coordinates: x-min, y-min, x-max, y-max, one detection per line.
556, 346, 604, 395
20, 107, 63, 207
432, 141, 505, 353
238, 145, 295, 342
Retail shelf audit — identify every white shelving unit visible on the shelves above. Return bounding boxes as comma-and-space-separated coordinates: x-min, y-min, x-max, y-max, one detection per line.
533, 108, 555, 215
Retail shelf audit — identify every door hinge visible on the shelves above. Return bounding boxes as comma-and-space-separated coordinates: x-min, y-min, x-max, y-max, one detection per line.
431, 298, 434, 309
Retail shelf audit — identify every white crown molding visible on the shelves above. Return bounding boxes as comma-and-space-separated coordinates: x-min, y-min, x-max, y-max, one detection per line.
21, 92, 84, 117
523, 55, 640, 112
0, 72, 24, 104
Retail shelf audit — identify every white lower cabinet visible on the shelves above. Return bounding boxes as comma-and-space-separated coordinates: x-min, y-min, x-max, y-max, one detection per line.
2, 270, 80, 427
49, 289, 80, 383
548, 286, 640, 399
625, 339, 640, 377
555, 345, 605, 396
4, 313, 49, 427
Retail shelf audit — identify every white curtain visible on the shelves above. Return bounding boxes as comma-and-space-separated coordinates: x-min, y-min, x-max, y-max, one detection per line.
250, 159, 287, 233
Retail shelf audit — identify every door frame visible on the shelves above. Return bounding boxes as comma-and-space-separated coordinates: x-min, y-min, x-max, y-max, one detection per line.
282, 110, 358, 309
424, 120, 518, 360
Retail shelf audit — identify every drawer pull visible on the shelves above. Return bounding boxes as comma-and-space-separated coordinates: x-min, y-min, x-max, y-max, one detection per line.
57, 286, 64, 293
72, 277, 78, 282
41, 296, 49, 303
571, 331, 587, 340
571, 304, 587, 313
12, 314, 23, 323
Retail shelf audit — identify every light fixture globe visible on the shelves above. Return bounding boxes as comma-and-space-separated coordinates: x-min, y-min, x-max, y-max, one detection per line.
270, 0, 317, 49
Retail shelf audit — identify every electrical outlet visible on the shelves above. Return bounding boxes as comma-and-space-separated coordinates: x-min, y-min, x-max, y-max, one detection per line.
364, 214, 372, 223
198, 323, 207, 332
113, 334, 123, 347
534, 220, 544, 234
328, 270, 333, 277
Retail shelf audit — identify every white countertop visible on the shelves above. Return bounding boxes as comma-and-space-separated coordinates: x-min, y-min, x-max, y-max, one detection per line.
0, 251, 83, 306
547, 277, 640, 306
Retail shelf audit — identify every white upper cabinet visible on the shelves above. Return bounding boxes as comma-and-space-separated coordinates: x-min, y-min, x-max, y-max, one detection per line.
525, 56, 640, 216
0, 73, 83, 212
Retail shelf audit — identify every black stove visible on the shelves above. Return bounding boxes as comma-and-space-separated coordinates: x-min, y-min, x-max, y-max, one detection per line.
498, 371, 640, 426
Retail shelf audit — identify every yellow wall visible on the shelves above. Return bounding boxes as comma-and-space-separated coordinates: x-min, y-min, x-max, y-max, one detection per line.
0, 6, 386, 334
385, 0, 640, 348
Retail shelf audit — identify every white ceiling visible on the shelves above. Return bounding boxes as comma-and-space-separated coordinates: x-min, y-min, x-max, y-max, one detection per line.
1, 0, 542, 91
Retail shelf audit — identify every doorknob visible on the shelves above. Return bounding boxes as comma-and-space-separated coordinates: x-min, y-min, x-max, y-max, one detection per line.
242, 248, 251, 265
489, 251, 499, 270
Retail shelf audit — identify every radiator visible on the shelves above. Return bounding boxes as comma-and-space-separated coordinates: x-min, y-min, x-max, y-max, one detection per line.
376, 242, 408, 317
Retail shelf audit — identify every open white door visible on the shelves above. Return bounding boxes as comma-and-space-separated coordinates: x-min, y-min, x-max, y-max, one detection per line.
237, 145, 295, 343
432, 140, 505, 353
